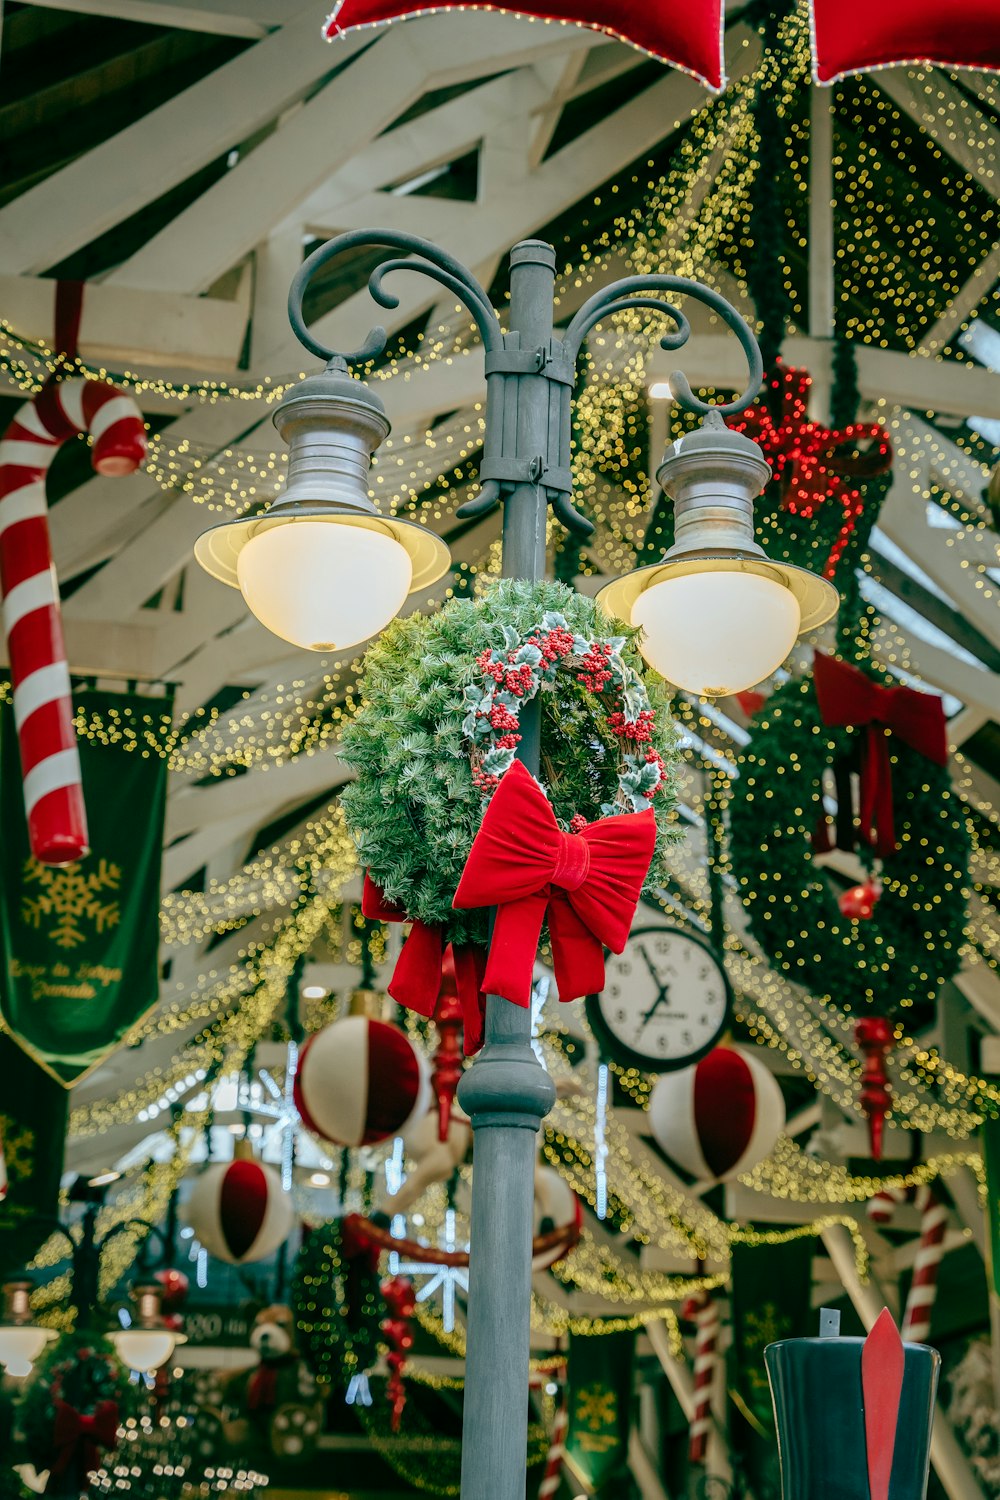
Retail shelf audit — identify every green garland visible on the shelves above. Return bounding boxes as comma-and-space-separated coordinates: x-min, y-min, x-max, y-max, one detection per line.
20, 1334, 128, 1476
728, 668, 970, 1022
293, 1220, 383, 1388
340, 579, 679, 943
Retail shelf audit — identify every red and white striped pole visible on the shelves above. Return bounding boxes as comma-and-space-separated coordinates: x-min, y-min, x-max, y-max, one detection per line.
0, 377, 146, 864
903, 1186, 947, 1344
866, 1183, 947, 1343
683, 1291, 719, 1465
538, 1387, 568, 1500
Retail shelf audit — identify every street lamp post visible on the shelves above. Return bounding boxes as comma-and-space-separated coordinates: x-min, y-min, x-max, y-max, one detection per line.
195, 230, 835, 1500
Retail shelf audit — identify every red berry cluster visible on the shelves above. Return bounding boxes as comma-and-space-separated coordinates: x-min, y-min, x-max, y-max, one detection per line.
475, 649, 506, 682
528, 627, 576, 665
488, 703, 520, 733
576, 642, 614, 693
607, 708, 656, 744
472, 769, 501, 792
504, 662, 535, 697
569, 813, 588, 835
643, 748, 668, 797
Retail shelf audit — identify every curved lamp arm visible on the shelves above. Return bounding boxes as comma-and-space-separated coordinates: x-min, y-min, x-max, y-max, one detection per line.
562, 275, 763, 417
287, 229, 503, 366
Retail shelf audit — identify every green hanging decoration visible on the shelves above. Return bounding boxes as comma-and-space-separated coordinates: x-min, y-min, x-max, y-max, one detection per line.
293, 1218, 384, 1388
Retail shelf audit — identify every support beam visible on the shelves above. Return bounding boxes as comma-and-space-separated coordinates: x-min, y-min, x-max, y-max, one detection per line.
0, 1, 352, 274
0, 273, 248, 370
5, 0, 313, 36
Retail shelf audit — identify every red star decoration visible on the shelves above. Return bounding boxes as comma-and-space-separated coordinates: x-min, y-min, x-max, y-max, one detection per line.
811, 0, 1000, 83
325, 2, 726, 92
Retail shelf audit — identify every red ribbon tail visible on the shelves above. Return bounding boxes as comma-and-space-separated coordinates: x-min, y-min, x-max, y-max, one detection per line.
452, 944, 488, 1056
482, 892, 549, 1008
362, 872, 406, 922
547, 895, 609, 1003
388, 922, 444, 1018
861, 726, 896, 857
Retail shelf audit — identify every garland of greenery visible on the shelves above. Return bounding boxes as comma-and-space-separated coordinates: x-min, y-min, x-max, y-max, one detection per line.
293, 1220, 383, 1388
340, 580, 679, 944
21, 1335, 128, 1478
728, 667, 970, 1024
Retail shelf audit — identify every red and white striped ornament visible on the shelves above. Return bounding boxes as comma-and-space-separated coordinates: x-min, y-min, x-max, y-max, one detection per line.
185, 1154, 294, 1265
0, 377, 146, 864
682, 1291, 719, 1465
866, 1184, 947, 1343
648, 1045, 785, 1181
532, 1165, 582, 1273
293, 1015, 430, 1148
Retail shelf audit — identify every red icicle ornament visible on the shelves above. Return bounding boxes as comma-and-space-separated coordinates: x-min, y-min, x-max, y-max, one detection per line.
380, 1276, 416, 1433
431, 954, 465, 1142
855, 1016, 894, 1160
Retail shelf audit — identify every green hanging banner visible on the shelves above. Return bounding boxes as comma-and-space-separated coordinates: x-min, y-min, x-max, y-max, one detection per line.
0, 689, 168, 1086
729, 1237, 815, 1497
564, 1330, 635, 1494
983, 1109, 1000, 1302
0, 1032, 69, 1267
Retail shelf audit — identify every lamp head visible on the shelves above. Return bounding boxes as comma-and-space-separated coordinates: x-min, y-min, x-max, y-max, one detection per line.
0, 1281, 56, 1377
597, 411, 839, 697
111, 1282, 185, 1375
194, 362, 450, 653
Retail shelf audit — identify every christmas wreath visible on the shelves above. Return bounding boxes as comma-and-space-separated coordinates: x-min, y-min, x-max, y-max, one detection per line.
293, 1219, 383, 1388
340, 579, 679, 945
21, 1335, 127, 1490
728, 665, 969, 1023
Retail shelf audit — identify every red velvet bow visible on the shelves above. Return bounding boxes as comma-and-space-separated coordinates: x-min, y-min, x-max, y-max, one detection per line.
732, 365, 892, 579
247, 1363, 280, 1413
362, 875, 487, 1056
813, 652, 948, 857
452, 759, 656, 1008
50, 1397, 120, 1480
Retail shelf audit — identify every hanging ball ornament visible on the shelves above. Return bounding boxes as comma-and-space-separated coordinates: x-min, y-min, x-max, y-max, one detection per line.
294, 1015, 430, 1148
153, 1268, 190, 1311
838, 878, 882, 921
532, 1164, 582, 1272
648, 1044, 785, 1181
185, 1149, 294, 1265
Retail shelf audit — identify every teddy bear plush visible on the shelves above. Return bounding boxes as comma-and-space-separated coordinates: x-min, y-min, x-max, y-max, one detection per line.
229, 1305, 323, 1460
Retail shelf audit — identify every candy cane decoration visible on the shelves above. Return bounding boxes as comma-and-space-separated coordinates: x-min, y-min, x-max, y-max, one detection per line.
539, 1389, 567, 1500
683, 1291, 719, 1465
0, 378, 146, 864
866, 1185, 947, 1343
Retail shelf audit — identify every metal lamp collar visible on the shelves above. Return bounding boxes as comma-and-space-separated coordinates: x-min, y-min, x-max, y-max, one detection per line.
656, 409, 772, 565
267, 357, 390, 522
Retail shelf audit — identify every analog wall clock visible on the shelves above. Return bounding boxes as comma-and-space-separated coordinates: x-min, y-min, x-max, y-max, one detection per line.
586, 925, 732, 1073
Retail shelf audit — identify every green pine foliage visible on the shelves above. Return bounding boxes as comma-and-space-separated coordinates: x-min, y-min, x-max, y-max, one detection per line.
340, 579, 680, 943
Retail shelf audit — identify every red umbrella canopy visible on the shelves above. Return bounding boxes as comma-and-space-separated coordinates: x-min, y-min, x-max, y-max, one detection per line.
811, 0, 1000, 83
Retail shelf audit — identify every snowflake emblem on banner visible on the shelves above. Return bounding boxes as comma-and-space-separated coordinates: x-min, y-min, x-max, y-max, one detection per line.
21, 856, 121, 949
0, 1116, 35, 1181
576, 1385, 617, 1432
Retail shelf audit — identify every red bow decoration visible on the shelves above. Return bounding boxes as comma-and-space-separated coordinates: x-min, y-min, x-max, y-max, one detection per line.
732, 365, 892, 579
247, 1363, 280, 1413
813, 653, 948, 858
50, 1397, 120, 1480
855, 1015, 895, 1161
452, 759, 656, 1008
362, 875, 487, 1056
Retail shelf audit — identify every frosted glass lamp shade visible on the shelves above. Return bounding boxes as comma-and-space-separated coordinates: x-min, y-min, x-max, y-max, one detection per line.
631, 567, 801, 697
112, 1327, 181, 1374
235, 519, 412, 653
0, 1325, 54, 1377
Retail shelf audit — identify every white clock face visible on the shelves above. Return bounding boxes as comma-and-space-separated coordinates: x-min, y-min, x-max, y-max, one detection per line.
595, 927, 730, 1071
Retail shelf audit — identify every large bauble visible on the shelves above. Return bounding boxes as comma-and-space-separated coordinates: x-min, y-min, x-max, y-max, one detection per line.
185, 1157, 294, 1265
293, 1015, 430, 1148
533, 1164, 582, 1272
648, 1044, 785, 1181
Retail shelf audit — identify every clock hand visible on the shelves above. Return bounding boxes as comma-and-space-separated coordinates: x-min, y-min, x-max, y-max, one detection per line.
637, 944, 664, 991
639, 987, 671, 1028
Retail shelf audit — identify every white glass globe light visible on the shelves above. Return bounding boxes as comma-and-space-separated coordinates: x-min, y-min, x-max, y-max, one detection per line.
112, 1327, 178, 1374
631, 568, 801, 697
0, 1325, 54, 1378
235, 520, 412, 653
